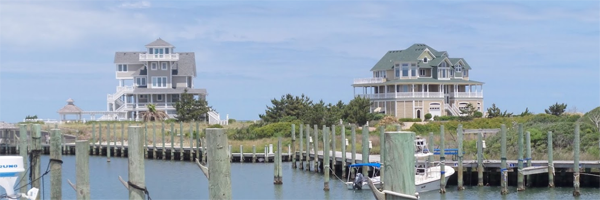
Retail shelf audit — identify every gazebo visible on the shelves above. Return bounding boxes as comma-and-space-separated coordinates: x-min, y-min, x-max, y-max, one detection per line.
57, 98, 83, 122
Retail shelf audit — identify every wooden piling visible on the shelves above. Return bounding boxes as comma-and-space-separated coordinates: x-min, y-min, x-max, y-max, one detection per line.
477, 130, 483, 186
440, 125, 447, 193
305, 124, 310, 170
170, 123, 175, 160
162, 122, 165, 160
361, 125, 369, 175
18, 124, 28, 194
98, 123, 102, 156
274, 137, 283, 184
526, 131, 532, 187
76, 140, 90, 200
203, 128, 232, 199
128, 126, 146, 200
517, 124, 525, 191
153, 122, 157, 159
351, 125, 356, 179
50, 129, 62, 200
190, 125, 194, 162
92, 123, 96, 155
240, 145, 243, 163
573, 123, 580, 196
107, 124, 111, 162
252, 145, 256, 163
323, 126, 330, 191
341, 125, 347, 178
292, 124, 296, 168
457, 124, 465, 190
229, 145, 232, 162
299, 124, 304, 169
548, 131, 554, 187
501, 124, 508, 195
313, 124, 319, 172
379, 126, 385, 184
32, 124, 42, 200
331, 125, 336, 173
121, 123, 125, 156
180, 122, 184, 161
113, 123, 117, 156
372, 131, 417, 200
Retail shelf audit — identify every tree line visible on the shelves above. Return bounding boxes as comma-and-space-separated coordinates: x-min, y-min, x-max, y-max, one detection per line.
258, 94, 373, 127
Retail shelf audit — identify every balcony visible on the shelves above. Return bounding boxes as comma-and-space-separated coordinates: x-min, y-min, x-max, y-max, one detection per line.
356, 92, 444, 99
353, 77, 386, 84
139, 53, 179, 61
451, 92, 484, 98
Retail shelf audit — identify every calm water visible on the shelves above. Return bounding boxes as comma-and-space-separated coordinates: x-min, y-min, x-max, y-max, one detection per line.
1, 155, 598, 199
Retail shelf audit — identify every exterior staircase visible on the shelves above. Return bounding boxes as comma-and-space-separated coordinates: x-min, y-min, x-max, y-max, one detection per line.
445, 104, 465, 116
207, 110, 228, 125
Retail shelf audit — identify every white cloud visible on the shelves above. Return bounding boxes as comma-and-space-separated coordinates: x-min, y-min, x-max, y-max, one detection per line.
119, 1, 152, 9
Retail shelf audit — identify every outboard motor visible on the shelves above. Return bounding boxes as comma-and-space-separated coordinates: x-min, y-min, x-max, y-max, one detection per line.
0, 156, 39, 199
353, 173, 364, 190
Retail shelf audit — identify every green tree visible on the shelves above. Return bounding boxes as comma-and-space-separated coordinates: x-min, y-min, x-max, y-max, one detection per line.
141, 104, 169, 121
175, 89, 211, 122
303, 100, 327, 126
545, 102, 567, 116
259, 94, 312, 123
345, 96, 372, 126
486, 103, 513, 118
520, 107, 533, 117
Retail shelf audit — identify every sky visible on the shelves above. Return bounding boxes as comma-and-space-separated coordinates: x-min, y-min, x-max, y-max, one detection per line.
0, 0, 599, 123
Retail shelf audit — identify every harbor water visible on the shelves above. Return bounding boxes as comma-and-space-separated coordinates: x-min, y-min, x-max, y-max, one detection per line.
1, 155, 599, 199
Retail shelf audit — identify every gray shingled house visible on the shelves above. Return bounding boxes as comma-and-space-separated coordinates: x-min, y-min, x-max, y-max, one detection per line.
105, 38, 227, 124
352, 44, 484, 120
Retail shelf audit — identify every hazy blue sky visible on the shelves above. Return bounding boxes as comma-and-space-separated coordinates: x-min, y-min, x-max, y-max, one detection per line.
1, 0, 599, 123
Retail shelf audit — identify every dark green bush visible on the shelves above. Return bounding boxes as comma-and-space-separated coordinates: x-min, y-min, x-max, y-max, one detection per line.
398, 118, 422, 122
425, 113, 432, 121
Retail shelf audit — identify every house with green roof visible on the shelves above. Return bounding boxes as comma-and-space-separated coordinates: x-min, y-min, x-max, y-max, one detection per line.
352, 44, 484, 120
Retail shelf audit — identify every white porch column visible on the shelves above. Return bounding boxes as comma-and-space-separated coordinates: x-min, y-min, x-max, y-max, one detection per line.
468, 84, 471, 97
411, 84, 414, 97
422, 84, 424, 97
481, 84, 484, 97
395, 84, 397, 98
165, 93, 167, 108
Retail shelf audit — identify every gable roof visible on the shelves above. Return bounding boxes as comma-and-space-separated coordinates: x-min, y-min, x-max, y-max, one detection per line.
146, 38, 174, 47
371, 43, 473, 71
114, 52, 145, 64
176, 52, 197, 77
449, 58, 472, 70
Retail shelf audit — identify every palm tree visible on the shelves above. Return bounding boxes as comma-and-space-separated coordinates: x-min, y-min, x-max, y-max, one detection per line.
141, 104, 169, 121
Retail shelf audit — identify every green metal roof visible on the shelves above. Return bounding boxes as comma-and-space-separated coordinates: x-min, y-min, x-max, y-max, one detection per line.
353, 78, 484, 86
370, 44, 473, 71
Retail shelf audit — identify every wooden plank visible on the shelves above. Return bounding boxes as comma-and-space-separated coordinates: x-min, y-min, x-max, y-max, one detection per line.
522, 166, 549, 175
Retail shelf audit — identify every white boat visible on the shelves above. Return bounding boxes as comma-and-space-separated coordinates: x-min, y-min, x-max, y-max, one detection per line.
345, 163, 383, 190
345, 137, 455, 193
414, 137, 455, 193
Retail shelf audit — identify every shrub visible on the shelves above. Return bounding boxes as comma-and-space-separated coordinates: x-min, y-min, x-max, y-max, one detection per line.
474, 111, 483, 118
372, 113, 385, 121
208, 124, 224, 128
398, 118, 422, 122
437, 116, 459, 121
425, 113, 432, 121
228, 118, 237, 124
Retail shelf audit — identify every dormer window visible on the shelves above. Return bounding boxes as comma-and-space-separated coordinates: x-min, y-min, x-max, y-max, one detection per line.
423, 57, 428, 63
439, 62, 446, 68
117, 64, 128, 72
456, 64, 462, 72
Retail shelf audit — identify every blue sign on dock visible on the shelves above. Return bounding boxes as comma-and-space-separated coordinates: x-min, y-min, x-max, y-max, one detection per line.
509, 163, 515, 168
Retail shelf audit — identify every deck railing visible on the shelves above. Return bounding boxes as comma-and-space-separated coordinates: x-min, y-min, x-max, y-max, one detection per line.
353, 77, 386, 84
139, 53, 179, 61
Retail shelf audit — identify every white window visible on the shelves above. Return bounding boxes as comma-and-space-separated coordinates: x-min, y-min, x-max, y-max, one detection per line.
152, 76, 167, 88
117, 64, 128, 72
456, 64, 462, 72
161, 62, 168, 70
402, 63, 409, 77
136, 77, 146, 86
375, 71, 386, 78
395, 68, 400, 77
157, 94, 163, 101
151, 62, 157, 70
450, 69, 454, 76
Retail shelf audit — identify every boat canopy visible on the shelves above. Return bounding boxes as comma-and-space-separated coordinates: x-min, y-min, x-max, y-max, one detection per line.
349, 163, 381, 168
